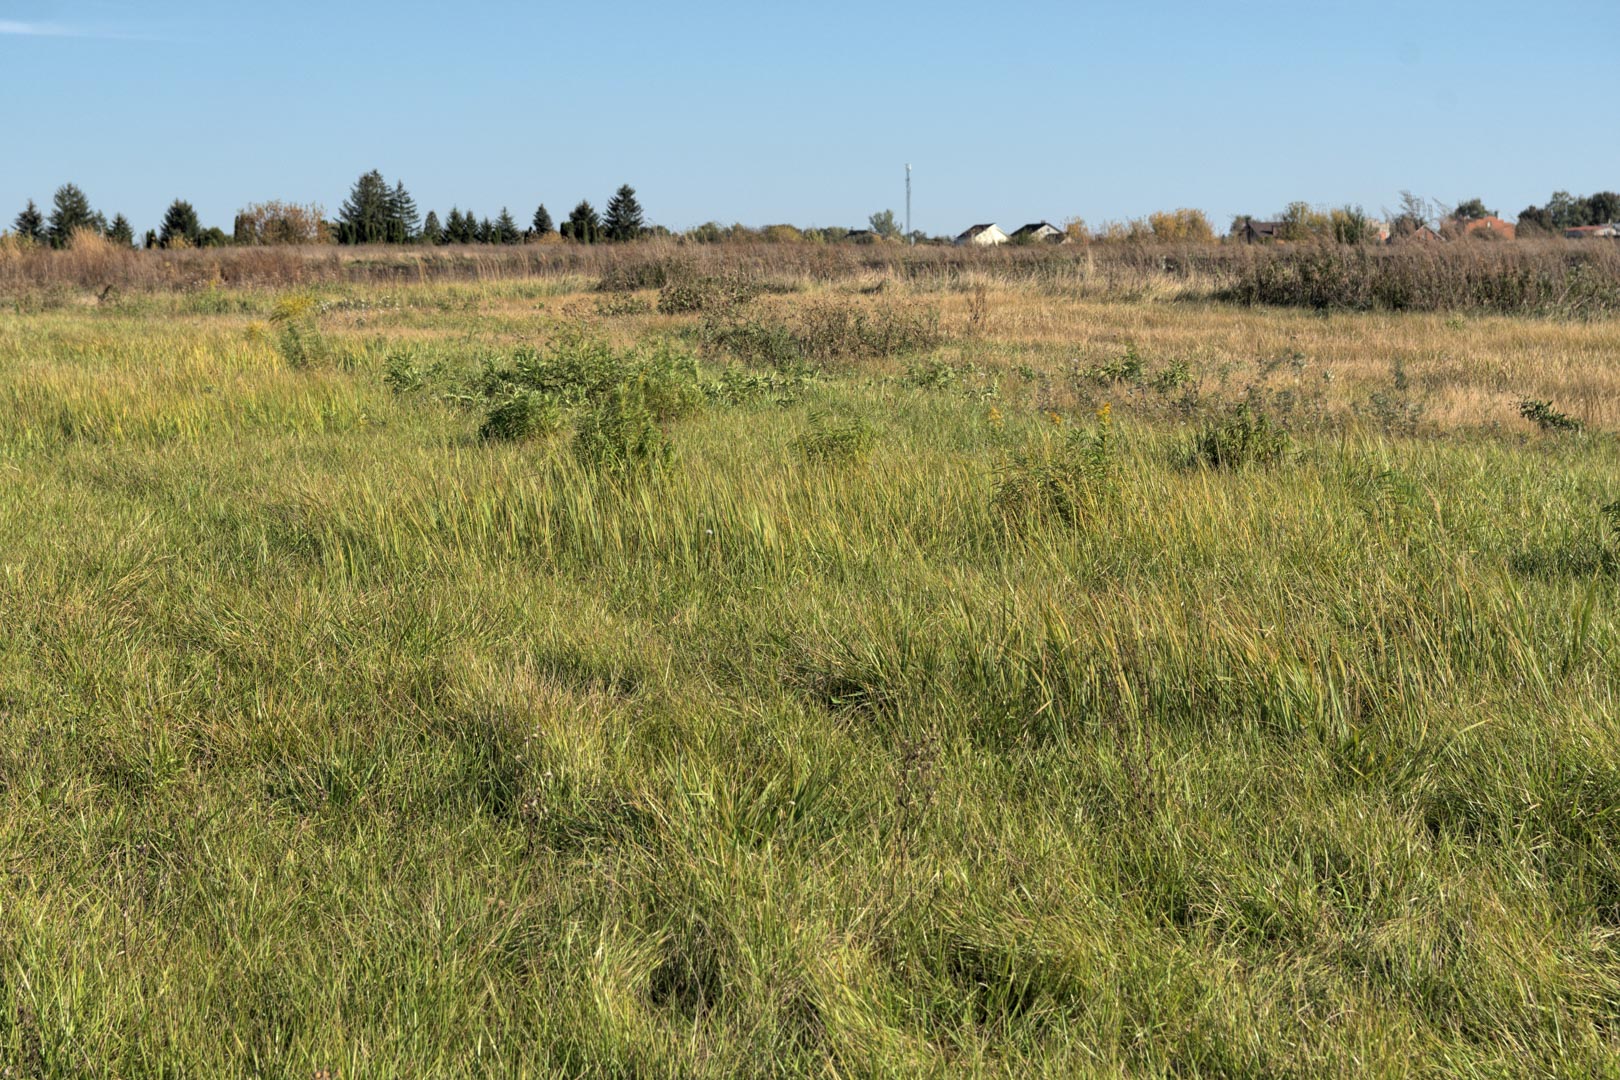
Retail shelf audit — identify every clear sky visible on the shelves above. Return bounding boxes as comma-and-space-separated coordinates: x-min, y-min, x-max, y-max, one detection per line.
3, 0, 1616, 237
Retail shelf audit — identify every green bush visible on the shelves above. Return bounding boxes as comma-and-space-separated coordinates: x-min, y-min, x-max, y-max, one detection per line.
269, 294, 327, 369
1518, 398, 1583, 433
697, 314, 804, 369
992, 406, 1115, 525
480, 390, 564, 442
1190, 403, 1290, 469
792, 412, 874, 464
573, 384, 673, 472
473, 331, 703, 446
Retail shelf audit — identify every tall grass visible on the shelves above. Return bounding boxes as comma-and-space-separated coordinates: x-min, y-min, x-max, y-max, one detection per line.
8, 236, 1619, 318
0, 277, 1618, 1074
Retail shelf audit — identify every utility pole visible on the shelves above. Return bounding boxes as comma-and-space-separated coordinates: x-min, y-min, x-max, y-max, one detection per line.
906, 164, 912, 244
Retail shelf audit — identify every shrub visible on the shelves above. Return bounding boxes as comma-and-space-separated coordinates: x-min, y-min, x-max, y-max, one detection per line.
992, 405, 1115, 525
269, 293, 327, 369
793, 412, 874, 464
473, 332, 703, 451
1087, 344, 1145, 385
794, 297, 941, 364
383, 351, 426, 393
573, 384, 673, 472
698, 313, 804, 368
1191, 403, 1290, 469
480, 390, 564, 442
594, 294, 652, 317
1518, 398, 1583, 433
657, 272, 761, 315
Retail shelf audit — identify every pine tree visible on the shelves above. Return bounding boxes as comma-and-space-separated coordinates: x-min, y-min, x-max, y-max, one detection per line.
12, 200, 44, 242
387, 180, 419, 243
47, 183, 97, 248
106, 213, 134, 247
444, 208, 464, 244
159, 200, 202, 248
530, 203, 553, 237
421, 211, 443, 245
562, 200, 601, 243
603, 184, 645, 242
495, 207, 520, 245
143, 230, 158, 250
476, 218, 494, 244
338, 169, 392, 244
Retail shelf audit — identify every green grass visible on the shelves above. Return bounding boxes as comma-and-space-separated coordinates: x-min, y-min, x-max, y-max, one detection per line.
2, 282, 1619, 1076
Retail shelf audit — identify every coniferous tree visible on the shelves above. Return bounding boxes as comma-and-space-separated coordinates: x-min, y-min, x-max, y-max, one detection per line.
530, 204, 553, 237
159, 200, 202, 248
421, 210, 443, 245
338, 169, 392, 244
47, 183, 97, 248
443, 208, 464, 244
476, 218, 495, 244
603, 184, 645, 241
106, 213, 135, 247
143, 229, 158, 250
12, 200, 45, 242
495, 207, 520, 245
387, 180, 420, 243
561, 200, 601, 243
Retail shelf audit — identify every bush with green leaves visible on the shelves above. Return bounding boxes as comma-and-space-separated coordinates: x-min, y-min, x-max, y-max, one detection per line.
1518, 398, 1583, 433
792, 412, 875, 464
480, 390, 565, 442
992, 406, 1116, 526
473, 331, 703, 456
573, 384, 673, 472
695, 312, 805, 369
1190, 402, 1290, 469
269, 294, 328, 369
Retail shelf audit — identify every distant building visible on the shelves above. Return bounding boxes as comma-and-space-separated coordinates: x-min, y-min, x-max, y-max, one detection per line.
955, 223, 1009, 247
1011, 222, 1063, 243
1565, 224, 1620, 239
1457, 215, 1516, 240
1239, 220, 1283, 243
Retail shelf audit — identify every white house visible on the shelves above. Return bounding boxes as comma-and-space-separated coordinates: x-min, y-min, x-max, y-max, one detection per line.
1011, 222, 1063, 243
955, 223, 1009, 247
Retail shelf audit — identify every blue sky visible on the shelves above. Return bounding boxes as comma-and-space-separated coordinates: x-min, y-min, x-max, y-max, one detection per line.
3, 0, 1615, 236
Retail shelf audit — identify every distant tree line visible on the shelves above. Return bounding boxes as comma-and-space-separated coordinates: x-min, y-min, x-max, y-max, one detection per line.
1517, 191, 1620, 234
4, 172, 656, 250
10, 173, 1618, 250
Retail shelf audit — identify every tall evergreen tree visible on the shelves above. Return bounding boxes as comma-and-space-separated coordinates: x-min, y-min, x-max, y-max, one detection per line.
530, 204, 553, 237
12, 200, 45, 242
421, 210, 443, 245
603, 184, 645, 242
338, 169, 392, 244
476, 217, 494, 244
159, 200, 202, 248
387, 180, 420, 243
495, 207, 520, 245
47, 183, 97, 248
443, 208, 464, 244
561, 200, 601, 243
106, 213, 135, 247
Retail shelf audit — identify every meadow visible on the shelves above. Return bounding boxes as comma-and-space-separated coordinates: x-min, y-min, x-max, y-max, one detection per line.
2, 245, 1620, 1075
